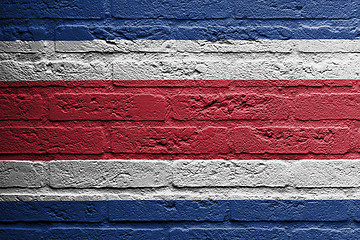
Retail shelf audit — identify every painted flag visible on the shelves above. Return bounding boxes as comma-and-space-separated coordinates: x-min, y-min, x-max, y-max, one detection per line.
1, 0, 360, 239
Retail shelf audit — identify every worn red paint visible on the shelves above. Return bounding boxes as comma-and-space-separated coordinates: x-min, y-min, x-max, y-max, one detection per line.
0, 80, 359, 160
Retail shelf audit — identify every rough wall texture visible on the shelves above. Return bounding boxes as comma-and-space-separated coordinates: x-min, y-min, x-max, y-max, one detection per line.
1, 80, 360, 160
2, 200, 360, 239
1, 0, 360, 41
2, 0, 360, 239
1, 40, 360, 80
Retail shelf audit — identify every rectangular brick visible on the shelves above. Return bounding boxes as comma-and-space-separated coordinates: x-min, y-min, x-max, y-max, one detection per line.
230, 127, 351, 154
49, 160, 170, 188
170, 228, 287, 240
171, 94, 291, 120
47, 228, 166, 240
112, 0, 230, 19
109, 200, 228, 221
0, 94, 43, 120
0, 201, 106, 222
0, 161, 47, 188
295, 94, 360, 120
230, 200, 350, 221
234, 0, 354, 19
173, 160, 288, 188
0, 127, 105, 154
0, 229, 44, 239
110, 127, 229, 154
291, 229, 350, 239
0, 0, 104, 19
49, 93, 167, 121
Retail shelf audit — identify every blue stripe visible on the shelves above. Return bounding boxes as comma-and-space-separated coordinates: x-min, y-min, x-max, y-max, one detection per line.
1, 200, 360, 239
0, 0, 359, 40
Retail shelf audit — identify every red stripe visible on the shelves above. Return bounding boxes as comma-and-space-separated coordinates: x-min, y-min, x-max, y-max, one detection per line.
0, 80, 359, 160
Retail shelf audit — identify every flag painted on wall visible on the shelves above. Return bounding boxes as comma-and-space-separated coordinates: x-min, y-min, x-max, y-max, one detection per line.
1, 0, 360, 239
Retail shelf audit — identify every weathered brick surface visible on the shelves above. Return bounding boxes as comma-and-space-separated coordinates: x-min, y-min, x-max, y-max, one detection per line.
0, 94, 43, 120
0, 127, 105, 154
1, 0, 359, 40
0, 200, 360, 239
108, 200, 228, 221
230, 127, 351, 154
294, 94, 360, 120
171, 94, 291, 120
0, 0, 105, 19
50, 94, 167, 121
112, 0, 230, 19
230, 200, 350, 221
49, 160, 171, 188
0, 80, 359, 160
110, 127, 229, 154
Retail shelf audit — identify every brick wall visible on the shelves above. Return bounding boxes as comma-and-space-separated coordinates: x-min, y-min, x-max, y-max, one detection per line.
1, 80, 360, 160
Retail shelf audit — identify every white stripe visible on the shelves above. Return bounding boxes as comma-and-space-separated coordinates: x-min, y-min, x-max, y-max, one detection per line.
2, 160, 360, 201
1, 40, 360, 81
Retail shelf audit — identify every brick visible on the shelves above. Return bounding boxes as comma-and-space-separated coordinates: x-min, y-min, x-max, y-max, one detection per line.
233, 0, 354, 19
230, 127, 351, 154
47, 228, 167, 240
171, 94, 291, 120
0, 127, 105, 154
0, 201, 106, 222
230, 200, 350, 221
49, 160, 170, 188
290, 229, 350, 240
110, 127, 229, 154
109, 200, 228, 221
0, 229, 44, 240
170, 228, 287, 240
0, 60, 112, 81
173, 160, 289, 187
294, 94, 360, 120
290, 160, 360, 188
0, 161, 47, 188
0, 0, 104, 19
0, 94, 43, 120
49, 93, 167, 121
112, 0, 230, 19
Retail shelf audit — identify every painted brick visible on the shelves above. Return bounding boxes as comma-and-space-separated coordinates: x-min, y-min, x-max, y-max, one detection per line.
230, 127, 351, 154
0, 201, 106, 222
49, 160, 170, 188
294, 94, 360, 120
0, 229, 44, 240
112, 0, 230, 19
0, 127, 105, 154
110, 127, 229, 154
46, 228, 167, 240
49, 93, 167, 121
171, 94, 291, 120
233, 0, 355, 19
0, 161, 47, 188
0, 94, 43, 120
290, 160, 360, 188
0, 0, 105, 19
109, 200, 228, 221
290, 229, 351, 240
230, 200, 350, 221
173, 160, 289, 187
170, 228, 287, 240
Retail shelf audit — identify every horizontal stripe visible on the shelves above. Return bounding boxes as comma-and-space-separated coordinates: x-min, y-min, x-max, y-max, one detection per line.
1, 79, 360, 160
2, 160, 360, 201
0, 200, 356, 222
1, 1, 359, 40
1, 40, 360, 81
2, 200, 360, 239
